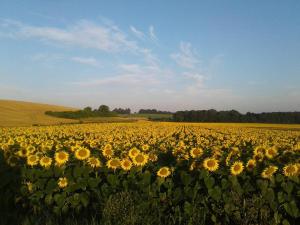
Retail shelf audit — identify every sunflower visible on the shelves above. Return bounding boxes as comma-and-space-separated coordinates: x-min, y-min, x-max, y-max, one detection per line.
189, 161, 197, 171
129, 147, 140, 158
40, 156, 52, 168
27, 154, 39, 166
26, 182, 33, 192
102, 144, 114, 158
132, 153, 149, 166
157, 167, 171, 178
88, 157, 101, 168
190, 148, 203, 158
265, 147, 278, 159
254, 146, 265, 155
58, 177, 68, 188
261, 165, 278, 179
17, 148, 29, 158
75, 147, 90, 160
253, 152, 264, 162
246, 159, 256, 170
149, 153, 158, 162
106, 158, 121, 170
55, 151, 69, 165
120, 158, 132, 171
283, 164, 298, 177
142, 144, 150, 151
230, 161, 244, 176
203, 158, 219, 172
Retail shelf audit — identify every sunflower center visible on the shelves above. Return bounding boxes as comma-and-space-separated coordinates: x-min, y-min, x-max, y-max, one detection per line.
78, 150, 87, 157
234, 165, 241, 171
207, 160, 215, 167
286, 166, 295, 173
59, 153, 66, 160
160, 168, 168, 175
135, 154, 144, 162
111, 160, 119, 167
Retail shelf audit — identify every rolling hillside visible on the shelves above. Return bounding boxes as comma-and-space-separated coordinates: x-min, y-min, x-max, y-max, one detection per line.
0, 99, 78, 127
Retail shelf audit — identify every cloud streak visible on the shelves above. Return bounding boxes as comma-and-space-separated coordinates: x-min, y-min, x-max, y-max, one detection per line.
1, 19, 141, 53
171, 42, 200, 69
130, 25, 145, 39
71, 57, 100, 67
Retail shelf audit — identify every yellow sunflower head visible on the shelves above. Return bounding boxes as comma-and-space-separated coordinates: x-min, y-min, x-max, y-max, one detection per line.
261, 165, 278, 179
75, 147, 90, 160
190, 148, 203, 158
203, 158, 219, 172
58, 177, 68, 188
55, 151, 69, 166
149, 153, 158, 162
88, 157, 101, 168
106, 158, 121, 170
265, 146, 278, 159
254, 146, 265, 155
132, 153, 149, 167
230, 161, 244, 176
17, 148, 29, 158
27, 154, 39, 166
142, 144, 150, 151
157, 167, 171, 178
40, 156, 52, 168
253, 152, 264, 162
120, 158, 132, 171
102, 144, 114, 158
129, 147, 140, 159
283, 164, 298, 177
246, 159, 256, 170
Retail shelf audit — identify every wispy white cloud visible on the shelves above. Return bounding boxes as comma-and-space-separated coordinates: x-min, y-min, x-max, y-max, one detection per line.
71, 57, 100, 67
72, 63, 163, 87
1, 19, 140, 53
171, 42, 200, 69
130, 25, 145, 39
149, 25, 158, 41
30, 53, 64, 62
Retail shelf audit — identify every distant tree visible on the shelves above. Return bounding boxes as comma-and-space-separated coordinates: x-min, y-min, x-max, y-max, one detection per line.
113, 108, 131, 114
83, 106, 92, 112
172, 109, 300, 124
98, 105, 110, 113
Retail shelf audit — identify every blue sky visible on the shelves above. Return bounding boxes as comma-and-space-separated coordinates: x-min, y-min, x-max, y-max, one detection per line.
0, 0, 300, 112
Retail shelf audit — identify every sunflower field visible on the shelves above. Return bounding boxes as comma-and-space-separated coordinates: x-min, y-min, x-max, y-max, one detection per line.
0, 122, 300, 225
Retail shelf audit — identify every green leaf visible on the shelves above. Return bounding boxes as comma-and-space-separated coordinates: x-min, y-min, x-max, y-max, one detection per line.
275, 174, 284, 183
264, 188, 275, 203
180, 171, 192, 186
282, 182, 294, 195
54, 193, 65, 207
107, 174, 119, 187
284, 201, 299, 218
88, 177, 100, 189
208, 186, 222, 202
45, 179, 57, 194
80, 193, 89, 208
184, 201, 192, 216
204, 176, 215, 189
221, 178, 229, 189
277, 192, 285, 203
282, 219, 290, 225
45, 194, 53, 205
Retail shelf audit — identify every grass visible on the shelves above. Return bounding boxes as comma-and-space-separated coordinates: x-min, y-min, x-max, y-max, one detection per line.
0, 99, 78, 127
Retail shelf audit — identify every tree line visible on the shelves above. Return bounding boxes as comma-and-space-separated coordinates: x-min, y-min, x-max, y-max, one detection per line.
45, 105, 117, 119
138, 109, 173, 114
173, 109, 300, 124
